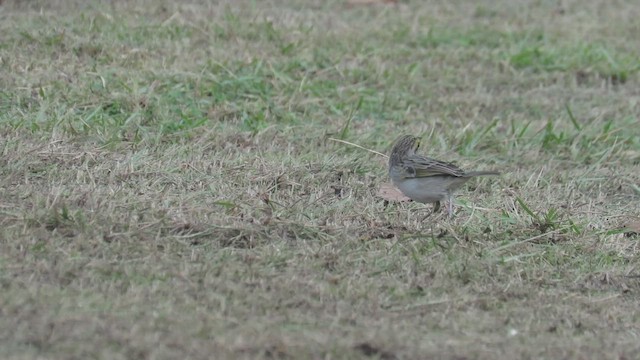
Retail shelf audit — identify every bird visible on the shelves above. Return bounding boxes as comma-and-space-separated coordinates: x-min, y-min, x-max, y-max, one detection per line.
388, 135, 499, 217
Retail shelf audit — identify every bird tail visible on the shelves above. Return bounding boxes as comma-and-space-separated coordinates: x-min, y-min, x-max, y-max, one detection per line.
465, 170, 500, 177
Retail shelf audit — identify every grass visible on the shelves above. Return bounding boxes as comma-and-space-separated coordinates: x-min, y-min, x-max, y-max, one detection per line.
1, 0, 640, 358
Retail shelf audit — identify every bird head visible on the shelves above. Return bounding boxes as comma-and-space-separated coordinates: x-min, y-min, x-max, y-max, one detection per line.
389, 135, 420, 166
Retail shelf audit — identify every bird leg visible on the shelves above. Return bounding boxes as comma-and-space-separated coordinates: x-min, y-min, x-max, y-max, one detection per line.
420, 201, 441, 222
447, 195, 454, 218
433, 201, 441, 214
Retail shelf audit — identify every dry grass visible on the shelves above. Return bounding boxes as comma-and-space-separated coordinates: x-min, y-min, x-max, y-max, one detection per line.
1, 0, 640, 359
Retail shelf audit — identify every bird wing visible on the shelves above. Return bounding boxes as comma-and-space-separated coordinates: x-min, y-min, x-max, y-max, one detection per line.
404, 155, 465, 178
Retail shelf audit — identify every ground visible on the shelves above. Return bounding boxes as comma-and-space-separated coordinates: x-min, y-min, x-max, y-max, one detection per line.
1, 0, 640, 359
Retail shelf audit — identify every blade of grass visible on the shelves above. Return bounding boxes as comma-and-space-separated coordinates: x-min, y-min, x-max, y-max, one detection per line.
516, 196, 541, 223
565, 103, 581, 131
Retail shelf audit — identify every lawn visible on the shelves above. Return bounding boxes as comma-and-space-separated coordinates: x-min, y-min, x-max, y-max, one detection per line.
1, 0, 639, 359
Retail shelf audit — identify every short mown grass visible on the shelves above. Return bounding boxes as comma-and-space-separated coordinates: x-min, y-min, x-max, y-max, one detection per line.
1, 0, 639, 359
